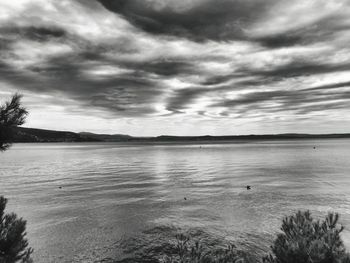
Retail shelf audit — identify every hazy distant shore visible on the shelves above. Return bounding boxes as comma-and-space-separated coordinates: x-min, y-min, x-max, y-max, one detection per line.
12, 127, 350, 143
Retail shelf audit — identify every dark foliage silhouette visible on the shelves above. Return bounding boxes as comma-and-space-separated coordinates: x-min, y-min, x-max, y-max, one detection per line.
0, 196, 33, 263
162, 233, 244, 263
1, 94, 32, 262
263, 211, 350, 263
0, 94, 28, 151
161, 211, 350, 263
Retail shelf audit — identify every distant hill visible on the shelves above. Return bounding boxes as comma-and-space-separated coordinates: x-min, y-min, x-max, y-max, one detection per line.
12, 127, 133, 143
12, 127, 100, 142
147, 134, 350, 141
79, 132, 132, 142
10, 127, 350, 143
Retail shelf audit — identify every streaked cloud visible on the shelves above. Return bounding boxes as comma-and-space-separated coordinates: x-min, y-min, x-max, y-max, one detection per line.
0, 0, 350, 135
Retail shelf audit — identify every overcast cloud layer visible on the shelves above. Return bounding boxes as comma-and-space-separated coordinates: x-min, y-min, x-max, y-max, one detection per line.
1, 0, 350, 135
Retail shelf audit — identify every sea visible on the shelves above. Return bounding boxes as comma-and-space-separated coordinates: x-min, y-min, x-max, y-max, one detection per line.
1, 139, 350, 262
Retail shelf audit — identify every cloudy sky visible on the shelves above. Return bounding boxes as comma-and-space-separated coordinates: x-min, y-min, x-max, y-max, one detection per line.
1, 0, 350, 136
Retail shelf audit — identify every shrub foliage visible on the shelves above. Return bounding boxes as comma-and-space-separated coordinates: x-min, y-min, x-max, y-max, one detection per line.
162, 211, 350, 263
0, 196, 33, 263
264, 210, 350, 263
1, 94, 32, 262
162, 233, 244, 263
0, 94, 28, 151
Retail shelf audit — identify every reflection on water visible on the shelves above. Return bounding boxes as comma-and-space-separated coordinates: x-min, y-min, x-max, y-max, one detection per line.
1, 140, 350, 262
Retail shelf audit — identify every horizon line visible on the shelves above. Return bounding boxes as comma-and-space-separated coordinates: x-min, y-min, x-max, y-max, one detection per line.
20, 126, 350, 138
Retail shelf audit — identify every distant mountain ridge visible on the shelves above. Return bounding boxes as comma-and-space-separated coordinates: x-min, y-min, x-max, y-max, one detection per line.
78, 132, 132, 142
12, 127, 131, 142
10, 127, 350, 143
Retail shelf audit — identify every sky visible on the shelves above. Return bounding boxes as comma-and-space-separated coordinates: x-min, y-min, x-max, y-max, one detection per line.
0, 0, 350, 136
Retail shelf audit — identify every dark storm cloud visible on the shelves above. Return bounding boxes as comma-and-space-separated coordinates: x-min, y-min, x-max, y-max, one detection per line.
254, 34, 305, 49
165, 82, 253, 113
166, 87, 207, 112
0, 14, 169, 116
199, 60, 350, 91
19, 55, 200, 115
213, 83, 350, 116
253, 13, 350, 48
96, 0, 350, 49
200, 74, 242, 86
0, 15, 203, 117
24, 27, 67, 41
97, 0, 275, 41
0, 52, 165, 116
0, 26, 67, 43
305, 81, 350, 92
238, 61, 350, 83
121, 59, 196, 77
0, 40, 11, 52
1, 0, 350, 129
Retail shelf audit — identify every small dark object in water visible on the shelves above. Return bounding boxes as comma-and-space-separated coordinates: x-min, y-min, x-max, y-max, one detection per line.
313, 146, 316, 149
59, 186, 62, 189
246, 185, 251, 190
184, 197, 187, 200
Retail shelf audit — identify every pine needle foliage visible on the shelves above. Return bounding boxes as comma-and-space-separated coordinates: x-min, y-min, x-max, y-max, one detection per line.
263, 210, 350, 263
0, 94, 28, 151
0, 196, 33, 263
162, 233, 244, 263
0, 94, 32, 262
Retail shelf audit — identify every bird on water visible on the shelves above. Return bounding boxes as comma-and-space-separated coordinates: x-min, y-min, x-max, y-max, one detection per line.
246, 185, 251, 190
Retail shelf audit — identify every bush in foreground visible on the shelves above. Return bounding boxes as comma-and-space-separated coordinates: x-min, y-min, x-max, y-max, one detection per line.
1, 95, 32, 262
161, 211, 350, 263
161, 233, 244, 263
264, 210, 350, 263
0, 196, 33, 263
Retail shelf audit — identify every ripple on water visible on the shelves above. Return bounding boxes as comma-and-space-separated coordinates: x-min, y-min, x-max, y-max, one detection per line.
1, 140, 350, 262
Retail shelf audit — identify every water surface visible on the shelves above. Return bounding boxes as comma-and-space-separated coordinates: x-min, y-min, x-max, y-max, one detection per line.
1, 139, 350, 262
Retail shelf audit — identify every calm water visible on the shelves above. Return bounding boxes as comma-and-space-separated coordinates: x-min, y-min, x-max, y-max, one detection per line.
1, 140, 350, 262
